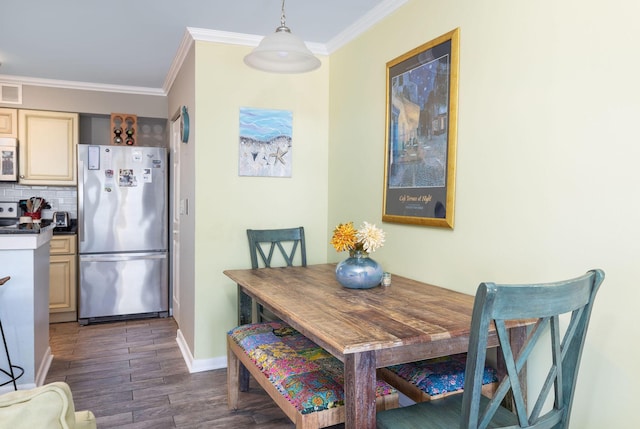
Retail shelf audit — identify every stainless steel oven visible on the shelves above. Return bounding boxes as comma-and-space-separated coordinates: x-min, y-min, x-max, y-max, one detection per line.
0, 138, 18, 181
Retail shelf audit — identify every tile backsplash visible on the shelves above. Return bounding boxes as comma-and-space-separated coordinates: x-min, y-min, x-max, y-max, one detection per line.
0, 183, 77, 219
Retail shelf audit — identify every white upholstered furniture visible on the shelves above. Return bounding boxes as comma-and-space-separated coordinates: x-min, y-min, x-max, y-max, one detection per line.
0, 382, 96, 429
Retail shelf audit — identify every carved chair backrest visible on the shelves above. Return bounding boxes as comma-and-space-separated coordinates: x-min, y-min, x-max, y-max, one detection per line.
247, 227, 307, 269
239, 227, 307, 324
461, 269, 604, 429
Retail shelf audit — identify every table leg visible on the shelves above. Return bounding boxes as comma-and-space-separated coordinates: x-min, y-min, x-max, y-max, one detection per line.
497, 325, 528, 409
237, 285, 252, 325
344, 351, 376, 429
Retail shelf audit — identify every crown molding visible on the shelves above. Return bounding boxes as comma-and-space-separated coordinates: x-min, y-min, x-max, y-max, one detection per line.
162, 28, 197, 94
185, 27, 329, 55
325, 0, 409, 53
187, 27, 259, 47
0, 74, 164, 96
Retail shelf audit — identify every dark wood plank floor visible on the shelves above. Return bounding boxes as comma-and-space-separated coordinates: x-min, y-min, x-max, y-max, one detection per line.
46, 317, 338, 428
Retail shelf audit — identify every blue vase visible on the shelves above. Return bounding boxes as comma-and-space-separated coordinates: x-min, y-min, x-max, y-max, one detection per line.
335, 250, 383, 289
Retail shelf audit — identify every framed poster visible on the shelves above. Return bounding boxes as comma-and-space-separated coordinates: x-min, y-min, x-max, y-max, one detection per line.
382, 28, 460, 228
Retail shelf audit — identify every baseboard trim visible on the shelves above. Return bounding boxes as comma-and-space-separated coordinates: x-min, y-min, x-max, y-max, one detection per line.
36, 346, 53, 386
175, 329, 227, 373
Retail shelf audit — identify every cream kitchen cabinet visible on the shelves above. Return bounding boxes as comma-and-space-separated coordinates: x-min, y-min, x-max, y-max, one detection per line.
49, 234, 77, 323
0, 108, 17, 137
18, 109, 78, 185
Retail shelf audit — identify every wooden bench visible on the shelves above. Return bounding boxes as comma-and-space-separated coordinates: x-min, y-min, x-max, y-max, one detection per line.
378, 353, 498, 403
227, 322, 399, 429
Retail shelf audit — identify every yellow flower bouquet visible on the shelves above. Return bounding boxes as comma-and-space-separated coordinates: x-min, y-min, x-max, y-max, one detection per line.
331, 221, 385, 289
330, 221, 385, 254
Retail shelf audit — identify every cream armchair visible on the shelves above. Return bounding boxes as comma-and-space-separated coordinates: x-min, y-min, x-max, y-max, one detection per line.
0, 382, 96, 429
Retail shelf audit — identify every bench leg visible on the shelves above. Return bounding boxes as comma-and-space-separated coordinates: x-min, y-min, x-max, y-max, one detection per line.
227, 339, 240, 410
295, 410, 319, 429
239, 363, 250, 392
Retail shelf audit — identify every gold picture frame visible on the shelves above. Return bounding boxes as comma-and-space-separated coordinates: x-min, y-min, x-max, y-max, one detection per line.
383, 28, 460, 228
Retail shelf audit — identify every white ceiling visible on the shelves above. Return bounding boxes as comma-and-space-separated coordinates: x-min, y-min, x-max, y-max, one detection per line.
0, 0, 406, 94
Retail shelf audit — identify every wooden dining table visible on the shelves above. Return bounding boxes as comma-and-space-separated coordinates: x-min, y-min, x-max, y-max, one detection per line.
224, 264, 530, 429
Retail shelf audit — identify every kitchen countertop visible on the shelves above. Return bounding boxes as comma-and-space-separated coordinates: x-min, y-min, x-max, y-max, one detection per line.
52, 220, 78, 235
0, 224, 54, 250
0, 219, 77, 235
0, 222, 53, 235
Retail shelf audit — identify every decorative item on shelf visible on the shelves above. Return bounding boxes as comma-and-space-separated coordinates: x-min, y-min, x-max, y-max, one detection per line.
125, 126, 135, 145
124, 115, 136, 145
110, 113, 137, 145
112, 115, 123, 144
331, 221, 386, 289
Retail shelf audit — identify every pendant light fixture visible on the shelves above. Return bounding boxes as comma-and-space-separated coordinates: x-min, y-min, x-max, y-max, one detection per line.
244, 0, 321, 73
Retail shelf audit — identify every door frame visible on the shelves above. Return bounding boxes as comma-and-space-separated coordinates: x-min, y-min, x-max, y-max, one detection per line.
169, 110, 182, 324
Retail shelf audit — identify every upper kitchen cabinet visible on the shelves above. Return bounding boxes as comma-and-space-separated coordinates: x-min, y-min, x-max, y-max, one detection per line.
0, 108, 18, 137
18, 109, 79, 185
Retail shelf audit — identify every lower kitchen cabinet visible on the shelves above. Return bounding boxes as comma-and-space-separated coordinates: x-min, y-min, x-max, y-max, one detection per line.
49, 235, 77, 323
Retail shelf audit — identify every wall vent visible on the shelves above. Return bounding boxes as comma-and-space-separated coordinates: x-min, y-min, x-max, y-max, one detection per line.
0, 83, 22, 104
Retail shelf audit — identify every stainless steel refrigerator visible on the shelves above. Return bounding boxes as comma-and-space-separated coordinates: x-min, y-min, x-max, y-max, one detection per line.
78, 144, 168, 325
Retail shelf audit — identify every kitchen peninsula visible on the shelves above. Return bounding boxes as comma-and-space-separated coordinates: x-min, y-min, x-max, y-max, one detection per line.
0, 224, 54, 393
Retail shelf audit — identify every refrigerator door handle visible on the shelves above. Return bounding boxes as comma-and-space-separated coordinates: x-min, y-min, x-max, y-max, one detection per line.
80, 253, 167, 263
78, 159, 85, 244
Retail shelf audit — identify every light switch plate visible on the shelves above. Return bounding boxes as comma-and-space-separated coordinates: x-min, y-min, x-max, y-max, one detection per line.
179, 198, 189, 215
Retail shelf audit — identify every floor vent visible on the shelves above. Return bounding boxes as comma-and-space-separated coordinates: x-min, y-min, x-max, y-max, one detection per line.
0, 83, 22, 104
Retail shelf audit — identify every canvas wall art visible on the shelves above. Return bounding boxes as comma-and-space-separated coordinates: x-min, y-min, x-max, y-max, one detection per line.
238, 107, 293, 177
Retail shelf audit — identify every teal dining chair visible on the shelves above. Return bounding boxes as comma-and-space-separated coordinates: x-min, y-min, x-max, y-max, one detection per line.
237, 226, 307, 391
241, 227, 307, 325
377, 269, 605, 429
247, 227, 307, 270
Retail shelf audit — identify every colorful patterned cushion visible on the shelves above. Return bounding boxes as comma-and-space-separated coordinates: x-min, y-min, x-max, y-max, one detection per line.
228, 321, 397, 414
385, 353, 497, 396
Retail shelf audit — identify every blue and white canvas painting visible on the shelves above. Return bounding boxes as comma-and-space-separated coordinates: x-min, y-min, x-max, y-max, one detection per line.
239, 107, 293, 177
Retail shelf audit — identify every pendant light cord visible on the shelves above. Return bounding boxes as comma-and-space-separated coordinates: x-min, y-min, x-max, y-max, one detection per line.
280, 0, 286, 27
276, 0, 291, 33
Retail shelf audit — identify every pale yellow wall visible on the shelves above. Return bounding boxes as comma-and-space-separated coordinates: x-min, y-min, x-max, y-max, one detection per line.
329, 0, 638, 427
191, 41, 330, 359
